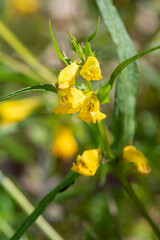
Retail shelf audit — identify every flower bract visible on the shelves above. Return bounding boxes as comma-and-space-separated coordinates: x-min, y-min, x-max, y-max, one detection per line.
123, 146, 151, 174
57, 61, 80, 89
53, 88, 85, 115
78, 91, 106, 124
80, 56, 102, 81
71, 149, 100, 176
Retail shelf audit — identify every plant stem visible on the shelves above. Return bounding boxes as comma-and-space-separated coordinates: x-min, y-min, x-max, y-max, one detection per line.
86, 80, 93, 91
0, 220, 28, 240
0, 21, 56, 84
0, 170, 78, 240
97, 121, 160, 238
0, 170, 77, 240
97, 121, 114, 159
111, 163, 160, 238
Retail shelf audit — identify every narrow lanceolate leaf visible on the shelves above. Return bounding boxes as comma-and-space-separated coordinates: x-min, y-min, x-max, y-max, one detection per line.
87, 17, 100, 43
49, 21, 68, 65
10, 171, 79, 240
0, 84, 57, 103
96, 0, 139, 153
99, 45, 160, 103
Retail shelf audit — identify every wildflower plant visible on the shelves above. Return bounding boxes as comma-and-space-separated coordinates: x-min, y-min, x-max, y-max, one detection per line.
0, 0, 160, 239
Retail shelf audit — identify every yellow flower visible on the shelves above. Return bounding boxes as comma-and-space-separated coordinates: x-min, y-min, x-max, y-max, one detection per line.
0, 97, 41, 125
57, 62, 80, 90
78, 91, 106, 124
80, 56, 102, 81
71, 149, 101, 176
123, 146, 151, 174
14, 0, 39, 14
53, 88, 85, 115
51, 127, 78, 160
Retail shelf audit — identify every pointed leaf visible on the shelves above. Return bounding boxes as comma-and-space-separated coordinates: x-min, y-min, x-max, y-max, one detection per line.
0, 84, 57, 103
87, 17, 100, 42
49, 21, 68, 65
96, 0, 139, 152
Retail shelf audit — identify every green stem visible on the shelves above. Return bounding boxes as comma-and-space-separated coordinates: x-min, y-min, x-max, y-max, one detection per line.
0, 21, 56, 84
0, 170, 65, 240
86, 80, 93, 91
97, 121, 114, 159
111, 163, 160, 238
98, 121, 160, 238
0, 220, 28, 240
4, 170, 79, 240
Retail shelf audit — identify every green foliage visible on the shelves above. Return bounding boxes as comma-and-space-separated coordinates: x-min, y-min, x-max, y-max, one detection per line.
99, 45, 160, 104
0, 84, 57, 103
49, 21, 68, 65
96, 0, 139, 152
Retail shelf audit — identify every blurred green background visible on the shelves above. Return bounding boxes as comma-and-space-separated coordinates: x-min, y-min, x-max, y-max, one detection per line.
0, 0, 160, 239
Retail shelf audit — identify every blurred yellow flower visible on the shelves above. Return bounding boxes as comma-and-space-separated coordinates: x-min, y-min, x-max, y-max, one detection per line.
78, 91, 106, 124
0, 97, 41, 125
80, 56, 102, 81
14, 0, 39, 14
51, 127, 78, 160
53, 88, 85, 115
123, 146, 151, 174
71, 149, 101, 176
57, 62, 80, 90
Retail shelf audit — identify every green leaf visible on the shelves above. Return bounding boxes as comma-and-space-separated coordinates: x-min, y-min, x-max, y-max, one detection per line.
108, 45, 160, 89
100, 45, 160, 103
68, 32, 85, 62
49, 21, 68, 65
98, 82, 111, 104
96, 0, 139, 152
10, 171, 79, 240
87, 17, 100, 42
0, 84, 57, 103
83, 42, 93, 57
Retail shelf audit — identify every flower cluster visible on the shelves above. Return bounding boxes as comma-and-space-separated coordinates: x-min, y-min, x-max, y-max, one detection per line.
53, 57, 106, 124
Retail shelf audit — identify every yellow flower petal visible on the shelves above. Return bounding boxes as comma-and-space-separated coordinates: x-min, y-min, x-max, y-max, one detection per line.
51, 127, 78, 160
71, 149, 101, 176
0, 97, 41, 125
80, 56, 102, 81
53, 88, 85, 115
57, 62, 79, 89
78, 91, 106, 124
123, 146, 151, 174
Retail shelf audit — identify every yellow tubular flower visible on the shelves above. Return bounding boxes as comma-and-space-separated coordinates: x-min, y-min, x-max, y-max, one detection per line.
80, 56, 102, 81
53, 88, 85, 115
123, 146, 151, 174
71, 149, 101, 176
0, 97, 41, 125
78, 91, 106, 124
51, 127, 78, 161
57, 62, 80, 90
14, 0, 39, 14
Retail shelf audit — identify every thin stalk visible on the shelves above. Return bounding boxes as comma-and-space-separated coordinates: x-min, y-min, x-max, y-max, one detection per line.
0, 51, 45, 83
97, 121, 114, 159
0, 21, 56, 84
97, 121, 160, 238
0, 170, 68, 240
0, 170, 79, 240
0, 220, 28, 240
111, 163, 160, 238
86, 80, 93, 91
